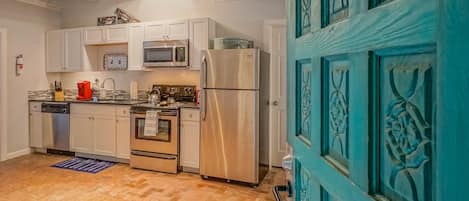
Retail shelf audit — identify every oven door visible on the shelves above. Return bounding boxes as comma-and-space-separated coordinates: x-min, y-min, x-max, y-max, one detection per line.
131, 110, 178, 155
143, 40, 188, 67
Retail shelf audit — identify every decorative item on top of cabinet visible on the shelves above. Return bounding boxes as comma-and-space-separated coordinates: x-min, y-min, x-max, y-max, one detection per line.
97, 16, 117, 26
180, 108, 201, 173
189, 18, 216, 70
115, 8, 140, 24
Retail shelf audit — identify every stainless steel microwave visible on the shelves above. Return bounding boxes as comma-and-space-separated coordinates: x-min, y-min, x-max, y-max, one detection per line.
143, 40, 189, 67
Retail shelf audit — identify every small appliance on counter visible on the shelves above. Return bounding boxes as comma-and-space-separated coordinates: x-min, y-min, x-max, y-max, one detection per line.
54, 81, 64, 101
77, 81, 92, 100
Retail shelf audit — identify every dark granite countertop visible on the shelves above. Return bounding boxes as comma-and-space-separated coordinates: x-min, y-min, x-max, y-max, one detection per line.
29, 98, 147, 106
29, 99, 200, 108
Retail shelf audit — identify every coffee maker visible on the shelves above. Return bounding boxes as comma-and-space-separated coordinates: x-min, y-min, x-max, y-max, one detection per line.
77, 81, 92, 100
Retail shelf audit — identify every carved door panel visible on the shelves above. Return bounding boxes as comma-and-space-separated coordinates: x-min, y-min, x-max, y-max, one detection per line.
286, 0, 443, 200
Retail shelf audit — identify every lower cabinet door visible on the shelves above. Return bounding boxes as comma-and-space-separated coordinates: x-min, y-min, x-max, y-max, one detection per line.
180, 120, 200, 169
70, 115, 94, 154
29, 112, 43, 148
93, 115, 116, 156
116, 117, 131, 159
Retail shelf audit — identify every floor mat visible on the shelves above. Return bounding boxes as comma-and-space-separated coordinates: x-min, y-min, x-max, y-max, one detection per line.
51, 157, 115, 174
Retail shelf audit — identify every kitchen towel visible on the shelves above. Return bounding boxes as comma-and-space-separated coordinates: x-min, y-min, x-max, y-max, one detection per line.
144, 110, 160, 137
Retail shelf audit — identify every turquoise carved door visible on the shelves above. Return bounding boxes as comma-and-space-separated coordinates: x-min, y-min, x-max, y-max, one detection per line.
286, 0, 468, 200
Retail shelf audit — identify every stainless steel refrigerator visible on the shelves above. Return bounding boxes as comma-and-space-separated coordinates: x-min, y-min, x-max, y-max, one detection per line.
199, 48, 269, 185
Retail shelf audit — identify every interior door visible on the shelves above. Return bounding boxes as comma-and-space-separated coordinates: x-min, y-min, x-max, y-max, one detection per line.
268, 24, 288, 167
287, 0, 441, 200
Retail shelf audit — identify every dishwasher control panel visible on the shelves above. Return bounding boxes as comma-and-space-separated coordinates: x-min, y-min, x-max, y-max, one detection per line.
41, 103, 70, 114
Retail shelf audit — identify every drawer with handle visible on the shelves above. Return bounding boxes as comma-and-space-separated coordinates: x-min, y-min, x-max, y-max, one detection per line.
180, 108, 200, 122
29, 102, 42, 112
116, 106, 130, 117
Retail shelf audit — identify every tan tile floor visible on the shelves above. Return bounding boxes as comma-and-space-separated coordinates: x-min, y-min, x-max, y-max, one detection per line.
0, 153, 286, 201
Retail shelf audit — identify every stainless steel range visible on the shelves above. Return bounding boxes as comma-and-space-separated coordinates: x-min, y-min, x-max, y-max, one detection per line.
129, 85, 196, 174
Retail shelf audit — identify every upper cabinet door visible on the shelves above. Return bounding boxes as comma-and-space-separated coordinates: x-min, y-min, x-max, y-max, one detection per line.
144, 20, 189, 41
144, 22, 167, 41
84, 28, 105, 45
128, 24, 145, 71
46, 30, 65, 72
189, 18, 215, 70
64, 29, 83, 72
167, 20, 189, 40
106, 26, 128, 43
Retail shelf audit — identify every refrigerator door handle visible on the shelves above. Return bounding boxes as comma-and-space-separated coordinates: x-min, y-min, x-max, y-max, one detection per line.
201, 56, 207, 88
201, 89, 207, 121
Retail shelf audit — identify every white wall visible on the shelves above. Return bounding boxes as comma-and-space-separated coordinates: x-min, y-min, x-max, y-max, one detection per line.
57, 0, 286, 90
60, 70, 201, 90
0, 0, 61, 156
59, 0, 285, 47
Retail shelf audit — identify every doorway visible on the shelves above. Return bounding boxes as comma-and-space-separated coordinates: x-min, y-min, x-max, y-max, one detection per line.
264, 20, 287, 167
0, 28, 7, 161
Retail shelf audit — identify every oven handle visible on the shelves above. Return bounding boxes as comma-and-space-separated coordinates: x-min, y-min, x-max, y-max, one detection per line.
131, 111, 178, 117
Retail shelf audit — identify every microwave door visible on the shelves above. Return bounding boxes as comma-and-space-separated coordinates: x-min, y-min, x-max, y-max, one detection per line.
145, 48, 173, 62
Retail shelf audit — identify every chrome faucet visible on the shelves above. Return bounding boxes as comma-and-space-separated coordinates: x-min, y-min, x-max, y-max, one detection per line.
101, 78, 116, 100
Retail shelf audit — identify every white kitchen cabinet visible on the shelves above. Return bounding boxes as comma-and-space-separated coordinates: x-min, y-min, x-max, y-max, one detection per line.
46, 30, 64, 72
70, 104, 132, 159
167, 20, 189, 40
84, 25, 128, 45
189, 18, 216, 70
93, 115, 117, 156
105, 26, 128, 43
116, 116, 131, 159
180, 108, 200, 172
46, 29, 83, 72
144, 20, 189, 41
83, 28, 104, 45
64, 29, 83, 72
29, 102, 43, 148
70, 114, 94, 154
144, 22, 166, 41
128, 24, 145, 71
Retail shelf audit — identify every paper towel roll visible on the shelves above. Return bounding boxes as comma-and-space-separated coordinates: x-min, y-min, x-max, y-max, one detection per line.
130, 81, 138, 100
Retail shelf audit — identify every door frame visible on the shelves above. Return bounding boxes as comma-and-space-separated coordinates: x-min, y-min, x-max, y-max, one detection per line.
0, 28, 7, 161
264, 19, 287, 168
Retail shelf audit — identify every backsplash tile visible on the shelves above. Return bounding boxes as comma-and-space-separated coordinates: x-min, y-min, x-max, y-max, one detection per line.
29, 89, 141, 100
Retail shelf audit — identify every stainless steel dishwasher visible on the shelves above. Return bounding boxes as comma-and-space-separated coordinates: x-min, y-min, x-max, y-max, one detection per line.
41, 103, 70, 151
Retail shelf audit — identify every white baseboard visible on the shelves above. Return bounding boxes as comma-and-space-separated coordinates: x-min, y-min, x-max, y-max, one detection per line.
6, 148, 31, 160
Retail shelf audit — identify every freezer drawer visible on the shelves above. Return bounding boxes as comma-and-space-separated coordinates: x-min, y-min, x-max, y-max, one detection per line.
201, 49, 259, 90
200, 89, 259, 183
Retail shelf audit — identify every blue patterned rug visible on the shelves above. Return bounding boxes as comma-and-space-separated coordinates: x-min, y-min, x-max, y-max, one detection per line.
52, 157, 115, 174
